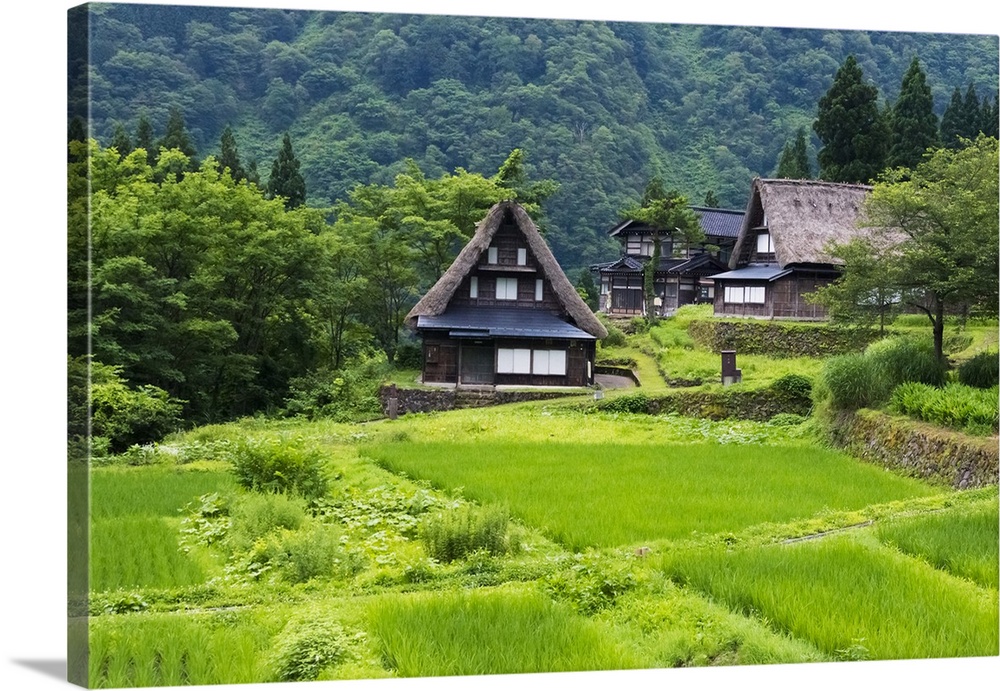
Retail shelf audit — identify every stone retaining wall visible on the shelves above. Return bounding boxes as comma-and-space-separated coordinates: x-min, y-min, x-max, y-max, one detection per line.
829, 409, 999, 489
379, 386, 581, 416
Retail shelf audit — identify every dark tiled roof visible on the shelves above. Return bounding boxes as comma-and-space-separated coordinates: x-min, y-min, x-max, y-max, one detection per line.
709, 264, 792, 281
691, 206, 745, 239
416, 306, 596, 340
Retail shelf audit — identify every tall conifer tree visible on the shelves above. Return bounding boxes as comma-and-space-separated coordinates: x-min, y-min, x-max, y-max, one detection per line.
887, 57, 939, 169
940, 87, 966, 148
217, 125, 247, 183
814, 55, 888, 183
109, 123, 132, 157
776, 127, 813, 179
158, 107, 198, 162
134, 114, 156, 165
267, 133, 306, 209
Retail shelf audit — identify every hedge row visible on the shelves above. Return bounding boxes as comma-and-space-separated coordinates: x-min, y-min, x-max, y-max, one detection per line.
594, 374, 813, 421
687, 320, 879, 357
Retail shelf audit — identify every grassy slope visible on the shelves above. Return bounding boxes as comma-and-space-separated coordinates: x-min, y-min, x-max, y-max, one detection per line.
85, 404, 998, 685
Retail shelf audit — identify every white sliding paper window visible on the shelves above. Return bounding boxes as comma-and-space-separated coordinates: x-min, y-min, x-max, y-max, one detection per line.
724, 285, 744, 303
469, 276, 478, 298
517, 248, 527, 265
746, 286, 766, 304
487, 247, 498, 264
532, 349, 567, 376
496, 277, 518, 300
497, 348, 531, 374
535, 279, 544, 301
756, 233, 774, 254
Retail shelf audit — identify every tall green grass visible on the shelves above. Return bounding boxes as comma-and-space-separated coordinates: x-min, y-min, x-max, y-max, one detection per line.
88, 610, 281, 688
368, 587, 643, 676
889, 382, 999, 435
89, 466, 234, 591
365, 441, 936, 549
90, 466, 236, 520
90, 517, 206, 591
659, 534, 998, 661
876, 501, 999, 589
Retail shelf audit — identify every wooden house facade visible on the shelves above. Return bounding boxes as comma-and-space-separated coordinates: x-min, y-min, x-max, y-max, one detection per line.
592, 207, 744, 317
710, 178, 872, 320
405, 202, 607, 388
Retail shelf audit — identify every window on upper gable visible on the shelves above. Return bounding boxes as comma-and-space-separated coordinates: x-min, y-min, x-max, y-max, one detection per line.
517, 248, 527, 265
756, 233, 774, 255
496, 277, 518, 300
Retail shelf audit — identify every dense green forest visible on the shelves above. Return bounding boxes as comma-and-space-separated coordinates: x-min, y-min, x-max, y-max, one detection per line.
70, 4, 999, 270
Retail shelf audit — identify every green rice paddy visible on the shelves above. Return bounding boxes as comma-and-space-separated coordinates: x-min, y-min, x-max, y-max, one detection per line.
83, 405, 999, 685
363, 440, 938, 549
659, 532, 999, 661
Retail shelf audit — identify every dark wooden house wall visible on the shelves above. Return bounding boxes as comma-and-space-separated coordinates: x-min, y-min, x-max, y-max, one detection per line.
420, 336, 594, 387
713, 273, 834, 320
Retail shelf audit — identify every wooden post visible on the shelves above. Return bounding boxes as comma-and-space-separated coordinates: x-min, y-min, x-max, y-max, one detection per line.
721, 350, 742, 386
386, 383, 399, 419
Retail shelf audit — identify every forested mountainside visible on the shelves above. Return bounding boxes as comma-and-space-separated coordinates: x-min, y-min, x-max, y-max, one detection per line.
70, 3, 999, 270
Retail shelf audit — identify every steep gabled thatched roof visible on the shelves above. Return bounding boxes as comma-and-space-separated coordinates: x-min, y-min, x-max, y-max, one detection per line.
730, 178, 873, 269
406, 201, 608, 339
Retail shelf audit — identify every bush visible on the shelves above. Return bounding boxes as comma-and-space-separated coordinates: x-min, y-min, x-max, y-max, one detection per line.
599, 393, 650, 414
769, 373, 813, 400
247, 522, 361, 583
597, 313, 627, 347
958, 351, 999, 389
283, 355, 389, 421
393, 340, 423, 370
270, 614, 352, 681
88, 363, 184, 453
419, 504, 513, 563
227, 438, 329, 499
820, 353, 890, 411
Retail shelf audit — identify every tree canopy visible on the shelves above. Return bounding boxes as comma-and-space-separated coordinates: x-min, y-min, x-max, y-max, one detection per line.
813, 135, 999, 361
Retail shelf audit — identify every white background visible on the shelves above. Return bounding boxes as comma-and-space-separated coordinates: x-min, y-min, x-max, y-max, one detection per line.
2, 2, 996, 690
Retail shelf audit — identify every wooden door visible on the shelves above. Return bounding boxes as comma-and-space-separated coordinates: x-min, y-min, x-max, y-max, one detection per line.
460, 345, 495, 385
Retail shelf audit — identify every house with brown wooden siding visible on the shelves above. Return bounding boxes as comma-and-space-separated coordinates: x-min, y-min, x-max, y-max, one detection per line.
405, 201, 607, 387
710, 178, 872, 320
592, 207, 743, 317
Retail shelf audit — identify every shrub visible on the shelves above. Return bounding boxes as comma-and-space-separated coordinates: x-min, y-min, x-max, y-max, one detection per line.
543, 553, 638, 615
226, 491, 307, 553
769, 374, 813, 400
419, 503, 513, 563
247, 523, 361, 583
283, 355, 389, 421
599, 393, 650, 414
227, 438, 329, 499
597, 313, 627, 347
89, 364, 184, 453
958, 351, 999, 389
819, 353, 890, 411
269, 615, 352, 681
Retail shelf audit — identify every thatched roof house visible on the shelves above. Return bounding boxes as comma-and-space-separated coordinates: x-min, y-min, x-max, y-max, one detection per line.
710, 178, 872, 320
407, 201, 605, 387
